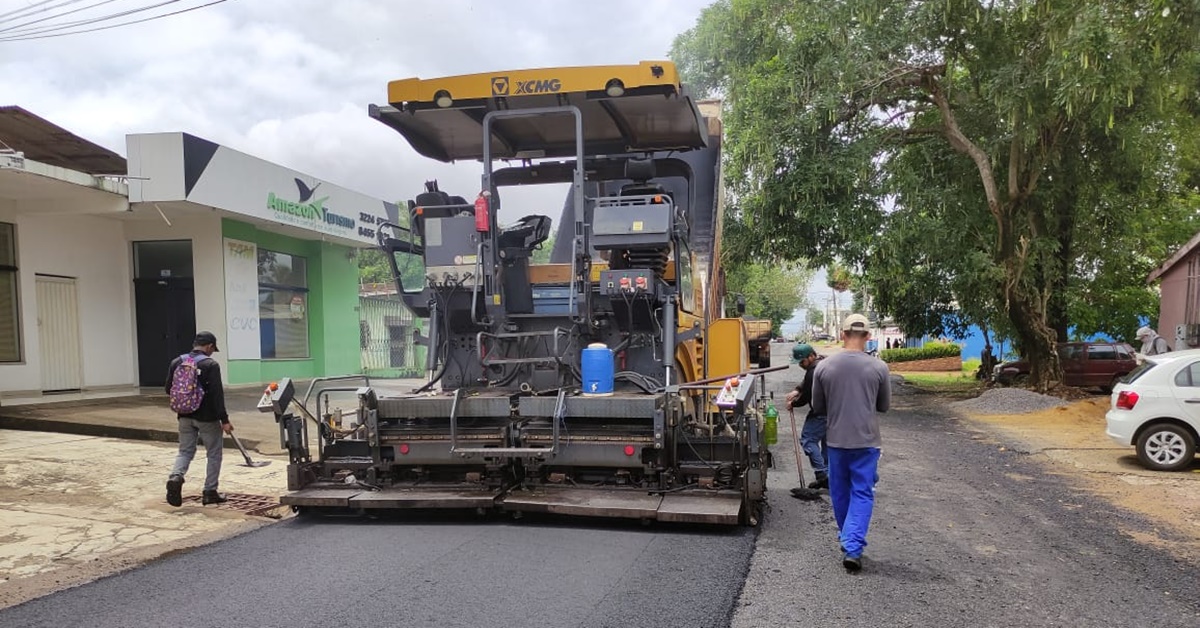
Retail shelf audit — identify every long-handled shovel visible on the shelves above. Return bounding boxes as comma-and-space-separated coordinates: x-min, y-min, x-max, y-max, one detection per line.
230, 432, 271, 468
788, 407, 821, 501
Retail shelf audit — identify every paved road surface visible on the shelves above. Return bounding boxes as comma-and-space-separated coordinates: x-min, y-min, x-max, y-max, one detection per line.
0, 515, 753, 628
4, 342, 1200, 627
734, 342, 1200, 627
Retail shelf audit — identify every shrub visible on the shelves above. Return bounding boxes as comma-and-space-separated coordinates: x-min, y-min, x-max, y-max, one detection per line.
880, 342, 962, 364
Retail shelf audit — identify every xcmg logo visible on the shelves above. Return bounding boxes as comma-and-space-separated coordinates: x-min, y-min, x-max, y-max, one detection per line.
492, 76, 562, 96
267, 178, 355, 230
515, 78, 562, 95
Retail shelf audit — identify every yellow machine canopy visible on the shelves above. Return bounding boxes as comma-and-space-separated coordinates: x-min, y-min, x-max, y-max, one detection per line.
370, 61, 708, 162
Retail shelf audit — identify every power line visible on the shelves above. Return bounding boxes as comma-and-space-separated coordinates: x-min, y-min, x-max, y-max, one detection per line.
0, 0, 229, 42
0, 0, 79, 23
0, 0, 120, 34
0, 0, 186, 38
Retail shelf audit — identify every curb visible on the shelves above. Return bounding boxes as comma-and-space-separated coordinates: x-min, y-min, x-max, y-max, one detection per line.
0, 415, 267, 452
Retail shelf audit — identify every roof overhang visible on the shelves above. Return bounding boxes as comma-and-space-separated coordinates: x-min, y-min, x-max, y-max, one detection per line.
370, 61, 708, 162
0, 152, 127, 213
1148, 230, 1200, 283
0, 106, 127, 175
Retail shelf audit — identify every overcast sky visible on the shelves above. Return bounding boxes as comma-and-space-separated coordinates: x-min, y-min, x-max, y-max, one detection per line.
1, 0, 710, 208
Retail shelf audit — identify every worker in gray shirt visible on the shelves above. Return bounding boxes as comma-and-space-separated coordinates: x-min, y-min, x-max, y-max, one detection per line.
811, 313, 891, 572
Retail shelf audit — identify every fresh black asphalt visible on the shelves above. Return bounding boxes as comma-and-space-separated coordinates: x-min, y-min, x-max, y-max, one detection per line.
0, 512, 754, 628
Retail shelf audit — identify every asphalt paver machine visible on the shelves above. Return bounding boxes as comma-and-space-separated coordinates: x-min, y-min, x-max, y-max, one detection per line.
274, 61, 772, 525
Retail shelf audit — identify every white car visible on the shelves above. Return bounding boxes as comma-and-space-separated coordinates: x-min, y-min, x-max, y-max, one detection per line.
1106, 349, 1200, 471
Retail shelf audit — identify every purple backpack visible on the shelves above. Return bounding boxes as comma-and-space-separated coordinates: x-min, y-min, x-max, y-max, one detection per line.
169, 353, 207, 414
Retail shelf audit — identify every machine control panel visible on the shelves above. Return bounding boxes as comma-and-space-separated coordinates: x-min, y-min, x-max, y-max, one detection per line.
600, 270, 658, 297
256, 377, 295, 416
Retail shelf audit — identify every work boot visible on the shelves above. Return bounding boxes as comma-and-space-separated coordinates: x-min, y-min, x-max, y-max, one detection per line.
842, 553, 862, 572
166, 476, 184, 508
808, 473, 828, 490
201, 490, 228, 505
790, 487, 822, 501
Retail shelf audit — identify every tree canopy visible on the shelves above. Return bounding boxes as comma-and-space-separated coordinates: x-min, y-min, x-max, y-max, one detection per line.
674, 0, 1200, 388
725, 261, 814, 335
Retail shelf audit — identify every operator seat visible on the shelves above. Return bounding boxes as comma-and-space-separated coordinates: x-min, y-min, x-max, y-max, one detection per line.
621, 158, 671, 199
498, 215, 553, 314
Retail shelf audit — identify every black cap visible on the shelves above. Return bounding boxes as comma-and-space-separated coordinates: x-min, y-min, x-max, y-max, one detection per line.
193, 331, 220, 352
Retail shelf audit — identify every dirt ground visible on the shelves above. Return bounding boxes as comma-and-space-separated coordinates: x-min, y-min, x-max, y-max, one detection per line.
963, 397, 1200, 562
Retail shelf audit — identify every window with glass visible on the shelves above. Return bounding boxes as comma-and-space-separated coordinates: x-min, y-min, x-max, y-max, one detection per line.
1086, 344, 1117, 361
1173, 362, 1200, 387
258, 249, 309, 359
1186, 255, 1200, 347
1058, 344, 1082, 362
134, 240, 193, 279
677, 239, 695, 313
0, 223, 18, 362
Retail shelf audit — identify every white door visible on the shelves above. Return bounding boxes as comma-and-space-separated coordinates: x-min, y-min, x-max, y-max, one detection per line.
36, 275, 82, 392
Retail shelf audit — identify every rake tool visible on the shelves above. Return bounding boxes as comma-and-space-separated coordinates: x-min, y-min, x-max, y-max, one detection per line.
230, 432, 271, 468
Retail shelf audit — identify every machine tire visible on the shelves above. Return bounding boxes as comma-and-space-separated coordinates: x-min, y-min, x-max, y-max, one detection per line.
759, 348, 770, 368
1135, 423, 1196, 472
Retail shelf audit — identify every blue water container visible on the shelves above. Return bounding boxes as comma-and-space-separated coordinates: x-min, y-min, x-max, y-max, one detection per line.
581, 343, 614, 396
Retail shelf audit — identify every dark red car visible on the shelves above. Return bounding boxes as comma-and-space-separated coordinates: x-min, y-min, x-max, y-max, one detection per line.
992, 341, 1138, 392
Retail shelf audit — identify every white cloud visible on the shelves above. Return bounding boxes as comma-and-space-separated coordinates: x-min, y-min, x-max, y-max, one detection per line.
0, 0, 710, 219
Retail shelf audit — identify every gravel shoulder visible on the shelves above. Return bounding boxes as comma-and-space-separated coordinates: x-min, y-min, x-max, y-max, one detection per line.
733, 350, 1200, 628
962, 395, 1200, 563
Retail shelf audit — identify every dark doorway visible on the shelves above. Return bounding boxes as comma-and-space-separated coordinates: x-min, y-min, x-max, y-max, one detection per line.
133, 241, 195, 387
135, 278, 195, 386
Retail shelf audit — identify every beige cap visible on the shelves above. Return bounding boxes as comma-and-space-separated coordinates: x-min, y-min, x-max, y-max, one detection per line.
841, 313, 871, 332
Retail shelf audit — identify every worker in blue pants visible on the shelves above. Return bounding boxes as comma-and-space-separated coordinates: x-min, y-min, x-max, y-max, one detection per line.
827, 447, 881, 560
811, 314, 891, 572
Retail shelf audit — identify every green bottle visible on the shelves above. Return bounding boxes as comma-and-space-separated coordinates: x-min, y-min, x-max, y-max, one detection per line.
764, 394, 779, 446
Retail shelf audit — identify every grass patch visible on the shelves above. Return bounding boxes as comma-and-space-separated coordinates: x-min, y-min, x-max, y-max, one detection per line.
900, 371, 982, 394
962, 358, 981, 375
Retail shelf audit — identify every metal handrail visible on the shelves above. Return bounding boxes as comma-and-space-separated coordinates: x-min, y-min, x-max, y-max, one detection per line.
302, 375, 372, 412
482, 106, 586, 321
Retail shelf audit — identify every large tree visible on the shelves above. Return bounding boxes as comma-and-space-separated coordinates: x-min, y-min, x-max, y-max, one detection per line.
674, 0, 1200, 388
725, 261, 814, 335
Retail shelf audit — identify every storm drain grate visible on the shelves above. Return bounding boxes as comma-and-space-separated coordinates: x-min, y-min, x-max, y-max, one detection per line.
180, 492, 285, 518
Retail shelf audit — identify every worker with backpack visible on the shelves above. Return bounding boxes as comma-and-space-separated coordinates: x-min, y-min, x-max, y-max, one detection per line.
165, 331, 233, 507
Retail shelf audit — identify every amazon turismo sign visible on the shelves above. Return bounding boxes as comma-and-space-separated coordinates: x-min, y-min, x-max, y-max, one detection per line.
267, 178, 355, 230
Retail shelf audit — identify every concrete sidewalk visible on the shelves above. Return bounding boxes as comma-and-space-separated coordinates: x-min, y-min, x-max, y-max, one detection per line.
0, 377, 427, 456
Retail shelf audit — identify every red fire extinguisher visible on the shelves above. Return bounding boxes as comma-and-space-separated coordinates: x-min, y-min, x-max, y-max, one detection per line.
474, 190, 490, 232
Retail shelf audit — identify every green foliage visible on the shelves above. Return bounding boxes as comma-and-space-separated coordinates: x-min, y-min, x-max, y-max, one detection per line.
358, 249, 393, 284
725, 261, 814, 335
674, 0, 1200, 388
827, 263, 853, 293
881, 341, 962, 364
530, 233, 556, 265
807, 308, 825, 330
